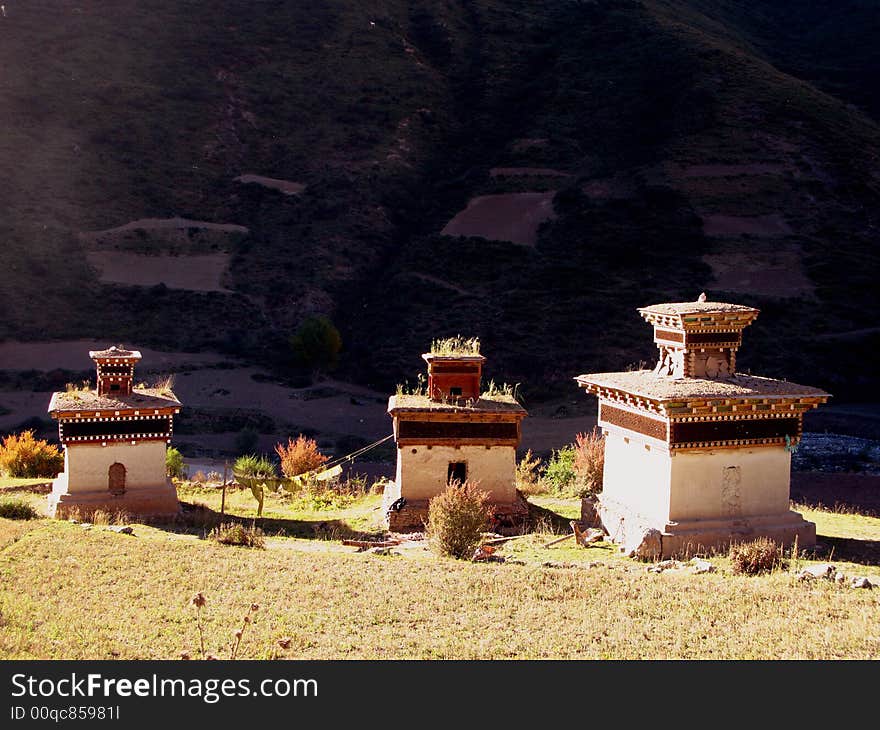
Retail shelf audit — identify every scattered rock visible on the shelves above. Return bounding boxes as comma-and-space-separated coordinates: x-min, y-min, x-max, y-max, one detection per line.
542, 561, 576, 569
580, 497, 601, 528
367, 547, 398, 556
624, 528, 662, 561
797, 564, 837, 581
105, 525, 134, 535
80, 523, 92, 530
691, 560, 716, 574
851, 577, 873, 590
575, 527, 605, 546
647, 560, 684, 573
505, 559, 526, 566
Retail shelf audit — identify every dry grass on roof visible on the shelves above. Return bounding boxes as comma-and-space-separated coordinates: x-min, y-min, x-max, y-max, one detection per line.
575, 370, 830, 401
48, 386, 181, 413
388, 393, 525, 413
428, 336, 481, 357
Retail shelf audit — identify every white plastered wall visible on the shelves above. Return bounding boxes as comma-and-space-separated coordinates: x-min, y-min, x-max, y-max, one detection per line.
668, 446, 791, 522
396, 444, 517, 503
601, 429, 671, 525
63, 440, 168, 493
602, 428, 793, 526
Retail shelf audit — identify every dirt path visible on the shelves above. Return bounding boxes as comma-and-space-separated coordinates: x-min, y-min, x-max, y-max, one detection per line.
81, 217, 249, 239
441, 192, 557, 246
86, 251, 233, 292
234, 174, 305, 195
0, 340, 233, 371
489, 167, 571, 177
682, 163, 786, 177
702, 213, 792, 237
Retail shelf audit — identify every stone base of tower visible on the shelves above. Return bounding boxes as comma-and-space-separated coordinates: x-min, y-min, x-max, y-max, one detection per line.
596, 495, 815, 559
381, 480, 529, 534
47, 474, 180, 520
592, 432, 816, 558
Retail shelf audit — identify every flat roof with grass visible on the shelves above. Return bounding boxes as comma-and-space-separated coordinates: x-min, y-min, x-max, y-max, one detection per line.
388, 393, 525, 414
48, 387, 181, 415
575, 370, 830, 402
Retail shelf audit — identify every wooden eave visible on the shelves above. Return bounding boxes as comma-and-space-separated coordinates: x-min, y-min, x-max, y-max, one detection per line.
51, 405, 181, 421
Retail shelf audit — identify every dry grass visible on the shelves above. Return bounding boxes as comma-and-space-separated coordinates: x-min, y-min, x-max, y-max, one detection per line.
0, 486, 878, 659
208, 522, 265, 549
0, 517, 37, 551
429, 336, 481, 356
515, 450, 545, 496
1, 517, 878, 660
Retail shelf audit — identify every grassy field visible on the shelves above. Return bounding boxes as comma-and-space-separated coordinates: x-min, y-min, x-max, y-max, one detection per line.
0, 481, 878, 660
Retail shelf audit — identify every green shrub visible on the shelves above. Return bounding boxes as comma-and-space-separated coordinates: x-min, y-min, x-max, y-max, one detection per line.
233, 454, 277, 517
542, 430, 606, 498
233, 454, 276, 480
0, 497, 39, 520
0, 430, 64, 478
426, 481, 491, 559
542, 444, 576, 494
729, 537, 788, 575
289, 316, 342, 373
234, 427, 259, 455
208, 522, 265, 548
166, 447, 187, 479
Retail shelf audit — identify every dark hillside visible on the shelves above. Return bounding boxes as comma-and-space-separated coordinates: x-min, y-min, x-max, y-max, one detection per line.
1, 0, 878, 410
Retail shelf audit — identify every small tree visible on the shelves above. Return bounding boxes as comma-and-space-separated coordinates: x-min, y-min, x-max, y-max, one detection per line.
289, 316, 342, 373
426, 481, 491, 559
275, 435, 328, 478
233, 454, 277, 517
515, 449, 544, 495
0, 430, 64, 478
166, 446, 187, 480
234, 427, 259, 455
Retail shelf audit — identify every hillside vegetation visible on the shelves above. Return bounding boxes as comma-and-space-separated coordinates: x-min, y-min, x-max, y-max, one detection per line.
1, 0, 878, 403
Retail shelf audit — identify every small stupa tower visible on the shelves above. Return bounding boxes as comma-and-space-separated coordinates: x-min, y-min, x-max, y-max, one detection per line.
384, 338, 528, 531
46, 346, 182, 518
575, 296, 830, 558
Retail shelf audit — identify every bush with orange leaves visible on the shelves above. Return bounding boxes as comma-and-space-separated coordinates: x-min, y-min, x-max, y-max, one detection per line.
573, 427, 605, 497
275, 435, 328, 478
0, 429, 64, 478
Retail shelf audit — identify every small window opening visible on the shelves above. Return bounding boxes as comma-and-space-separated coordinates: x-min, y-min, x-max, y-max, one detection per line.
449, 387, 463, 397
447, 461, 467, 485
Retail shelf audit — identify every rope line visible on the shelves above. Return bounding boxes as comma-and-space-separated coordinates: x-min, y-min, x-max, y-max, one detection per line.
320, 433, 394, 471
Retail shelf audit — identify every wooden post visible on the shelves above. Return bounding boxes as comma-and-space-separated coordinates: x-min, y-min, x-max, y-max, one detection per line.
220, 461, 228, 516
